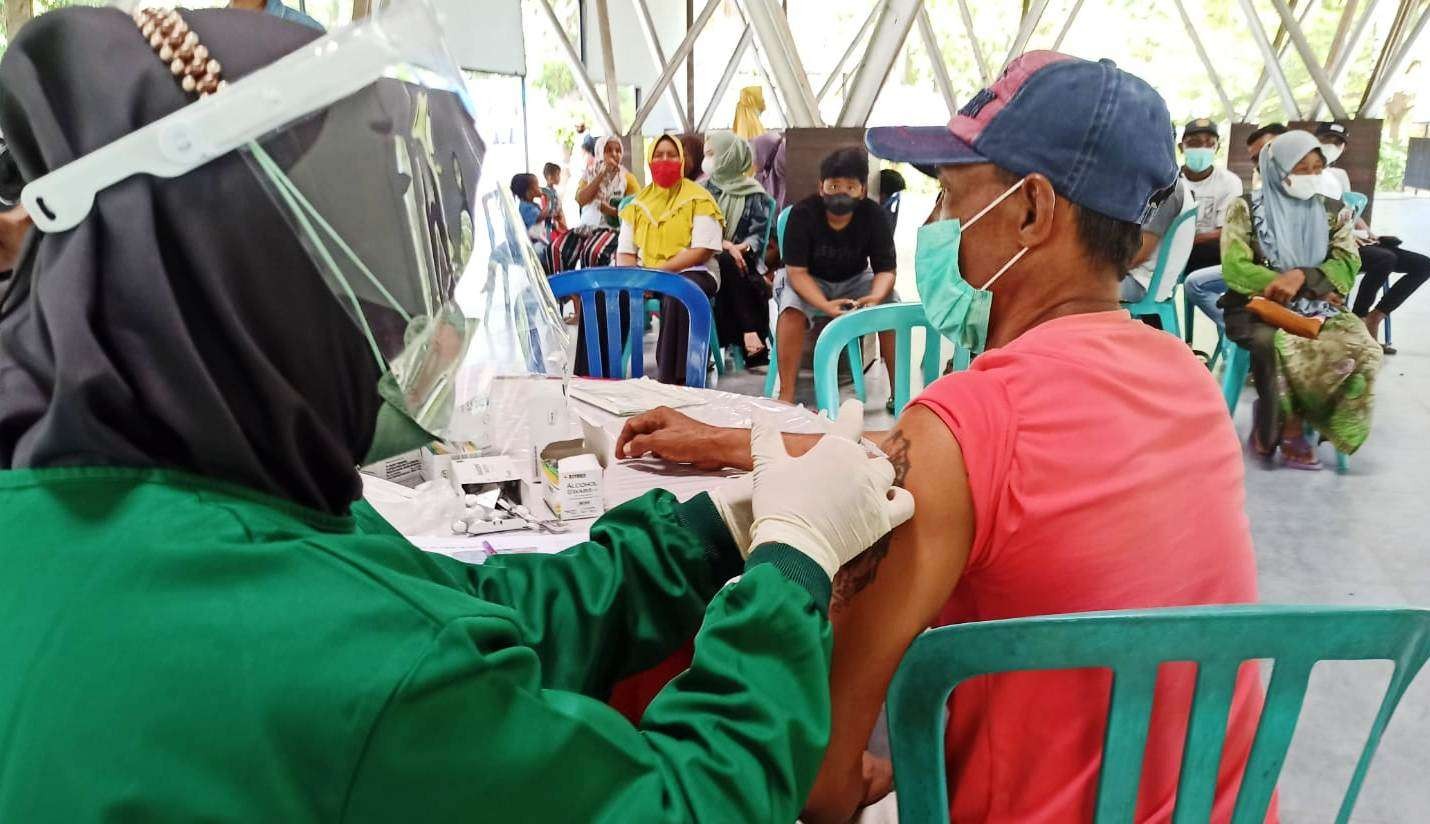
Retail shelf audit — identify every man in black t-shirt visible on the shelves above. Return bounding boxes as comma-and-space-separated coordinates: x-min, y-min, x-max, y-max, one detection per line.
774, 147, 898, 404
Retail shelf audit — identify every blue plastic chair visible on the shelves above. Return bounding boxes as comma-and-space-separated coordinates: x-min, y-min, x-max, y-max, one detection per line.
767, 205, 865, 400
1221, 342, 1349, 473
548, 267, 711, 387
813, 303, 959, 417
1122, 208, 1198, 337
887, 605, 1430, 824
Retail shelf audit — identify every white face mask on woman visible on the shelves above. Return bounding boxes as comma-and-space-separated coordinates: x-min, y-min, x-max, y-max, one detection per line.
700, 156, 715, 177
1283, 175, 1321, 201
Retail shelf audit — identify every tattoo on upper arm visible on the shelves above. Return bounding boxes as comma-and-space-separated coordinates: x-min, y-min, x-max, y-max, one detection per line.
832, 429, 913, 610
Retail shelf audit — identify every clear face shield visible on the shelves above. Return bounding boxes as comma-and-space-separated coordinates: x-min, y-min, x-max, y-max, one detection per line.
22, 0, 569, 450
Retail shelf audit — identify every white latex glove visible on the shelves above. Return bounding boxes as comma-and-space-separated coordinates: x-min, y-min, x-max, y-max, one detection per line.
709, 475, 755, 557
748, 400, 915, 580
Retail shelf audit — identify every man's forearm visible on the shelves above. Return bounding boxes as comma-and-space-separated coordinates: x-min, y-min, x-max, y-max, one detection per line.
714, 427, 891, 471
787, 267, 830, 309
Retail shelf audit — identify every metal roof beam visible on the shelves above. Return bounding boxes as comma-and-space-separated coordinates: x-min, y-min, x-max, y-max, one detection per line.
1236, 0, 1303, 121
1268, 0, 1349, 119
836, 0, 924, 127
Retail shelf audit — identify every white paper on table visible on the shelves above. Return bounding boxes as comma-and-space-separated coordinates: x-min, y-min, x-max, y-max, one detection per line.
603, 457, 743, 509
569, 378, 706, 416
411, 524, 592, 563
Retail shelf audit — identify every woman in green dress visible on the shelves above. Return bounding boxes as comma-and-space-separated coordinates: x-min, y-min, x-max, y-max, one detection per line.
1221, 130, 1381, 469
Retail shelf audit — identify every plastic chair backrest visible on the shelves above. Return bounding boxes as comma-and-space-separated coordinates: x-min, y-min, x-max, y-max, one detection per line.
1147, 206, 1199, 303
812, 303, 946, 416
887, 605, 1430, 824
1342, 191, 1368, 220
884, 191, 902, 227
548, 267, 711, 387
776, 205, 792, 253
617, 194, 635, 214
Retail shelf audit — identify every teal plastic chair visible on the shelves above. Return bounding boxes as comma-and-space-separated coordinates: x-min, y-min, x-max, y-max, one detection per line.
887, 605, 1430, 824
1122, 208, 1198, 337
1342, 191, 1368, 219
767, 205, 865, 400
1221, 342, 1349, 473
812, 303, 960, 417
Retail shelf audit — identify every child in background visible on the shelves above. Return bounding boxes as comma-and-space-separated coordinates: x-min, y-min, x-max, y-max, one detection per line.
541, 162, 567, 234
509, 173, 551, 261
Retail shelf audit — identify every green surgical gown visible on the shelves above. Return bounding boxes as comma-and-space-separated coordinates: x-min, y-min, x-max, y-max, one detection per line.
0, 467, 834, 822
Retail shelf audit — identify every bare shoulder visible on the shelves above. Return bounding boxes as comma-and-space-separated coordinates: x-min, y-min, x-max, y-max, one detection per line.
832, 403, 971, 614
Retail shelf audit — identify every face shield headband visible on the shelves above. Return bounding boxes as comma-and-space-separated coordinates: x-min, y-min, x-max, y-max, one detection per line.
22, 0, 571, 447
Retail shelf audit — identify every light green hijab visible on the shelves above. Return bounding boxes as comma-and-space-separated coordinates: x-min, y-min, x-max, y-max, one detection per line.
705, 130, 767, 238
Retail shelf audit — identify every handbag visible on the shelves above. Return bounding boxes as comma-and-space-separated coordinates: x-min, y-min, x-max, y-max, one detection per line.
1245, 296, 1324, 339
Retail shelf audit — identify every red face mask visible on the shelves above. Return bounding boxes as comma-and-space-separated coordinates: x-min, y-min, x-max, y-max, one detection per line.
649, 158, 683, 188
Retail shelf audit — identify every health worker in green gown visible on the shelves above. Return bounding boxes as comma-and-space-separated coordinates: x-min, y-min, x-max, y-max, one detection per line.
0, 3, 913, 822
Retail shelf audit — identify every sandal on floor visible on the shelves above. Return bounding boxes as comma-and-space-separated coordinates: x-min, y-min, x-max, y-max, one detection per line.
1278, 436, 1323, 471
743, 347, 770, 369
1381, 343, 1397, 355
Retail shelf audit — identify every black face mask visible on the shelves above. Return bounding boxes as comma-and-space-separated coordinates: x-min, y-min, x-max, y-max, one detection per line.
823, 193, 857, 216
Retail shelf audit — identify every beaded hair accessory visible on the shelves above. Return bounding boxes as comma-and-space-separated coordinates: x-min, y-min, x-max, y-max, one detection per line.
132, 7, 227, 98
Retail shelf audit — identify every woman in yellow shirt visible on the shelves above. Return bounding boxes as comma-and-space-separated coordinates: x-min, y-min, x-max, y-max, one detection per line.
616, 134, 724, 384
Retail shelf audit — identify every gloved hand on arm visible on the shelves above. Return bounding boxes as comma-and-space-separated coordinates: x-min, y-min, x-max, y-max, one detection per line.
704, 400, 910, 569
743, 399, 914, 579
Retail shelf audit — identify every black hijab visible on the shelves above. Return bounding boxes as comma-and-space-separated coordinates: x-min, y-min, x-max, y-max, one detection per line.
0, 7, 383, 515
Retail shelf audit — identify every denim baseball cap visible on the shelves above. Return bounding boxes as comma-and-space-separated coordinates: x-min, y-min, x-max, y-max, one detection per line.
866, 51, 1178, 224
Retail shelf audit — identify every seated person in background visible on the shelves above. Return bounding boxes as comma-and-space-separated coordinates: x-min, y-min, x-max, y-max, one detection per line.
1222, 130, 1381, 469
540, 161, 567, 235
775, 147, 897, 405
680, 133, 706, 181
618, 52, 1270, 823
575, 135, 638, 229
548, 136, 634, 274
1119, 176, 1187, 304
878, 168, 906, 225
702, 131, 773, 367
509, 173, 551, 263
1314, 122, 1429, 353
1180, 118, 1243, 275
616, 134, 724, 385
1183, 120, 1270, 333
752, 130, 787, 212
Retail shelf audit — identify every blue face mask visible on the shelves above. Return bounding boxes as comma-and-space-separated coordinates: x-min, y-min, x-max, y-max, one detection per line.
1183, 146, 1216, 173
915, 178, 1037, 356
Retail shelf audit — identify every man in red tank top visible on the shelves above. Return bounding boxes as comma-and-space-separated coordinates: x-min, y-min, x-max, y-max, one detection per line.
618, 51, 1271, 824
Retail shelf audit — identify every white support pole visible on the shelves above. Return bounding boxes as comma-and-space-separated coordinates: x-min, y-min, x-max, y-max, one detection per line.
918, 6, 959, 116
746, 27, 793, 126
1242, 0, 1315, 121
1311, 0, 1381, 119
1268, 0, 1350, 119
594, 0, 623, 134
817, 1, 886, 103
1361, 4, 1430, 116
956, 0, 992, 86
1052, 0, 1087, 50
1004, 0, 1052, 70
535, 0, 621, 137
836, 0, 925, 127
1236, 0, 1303, 121
698, 27, 754, 133
632, 0, 694, 133
736, 0, 825, 127
1170, 0, 1237, 125
627, 0, 723, 135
